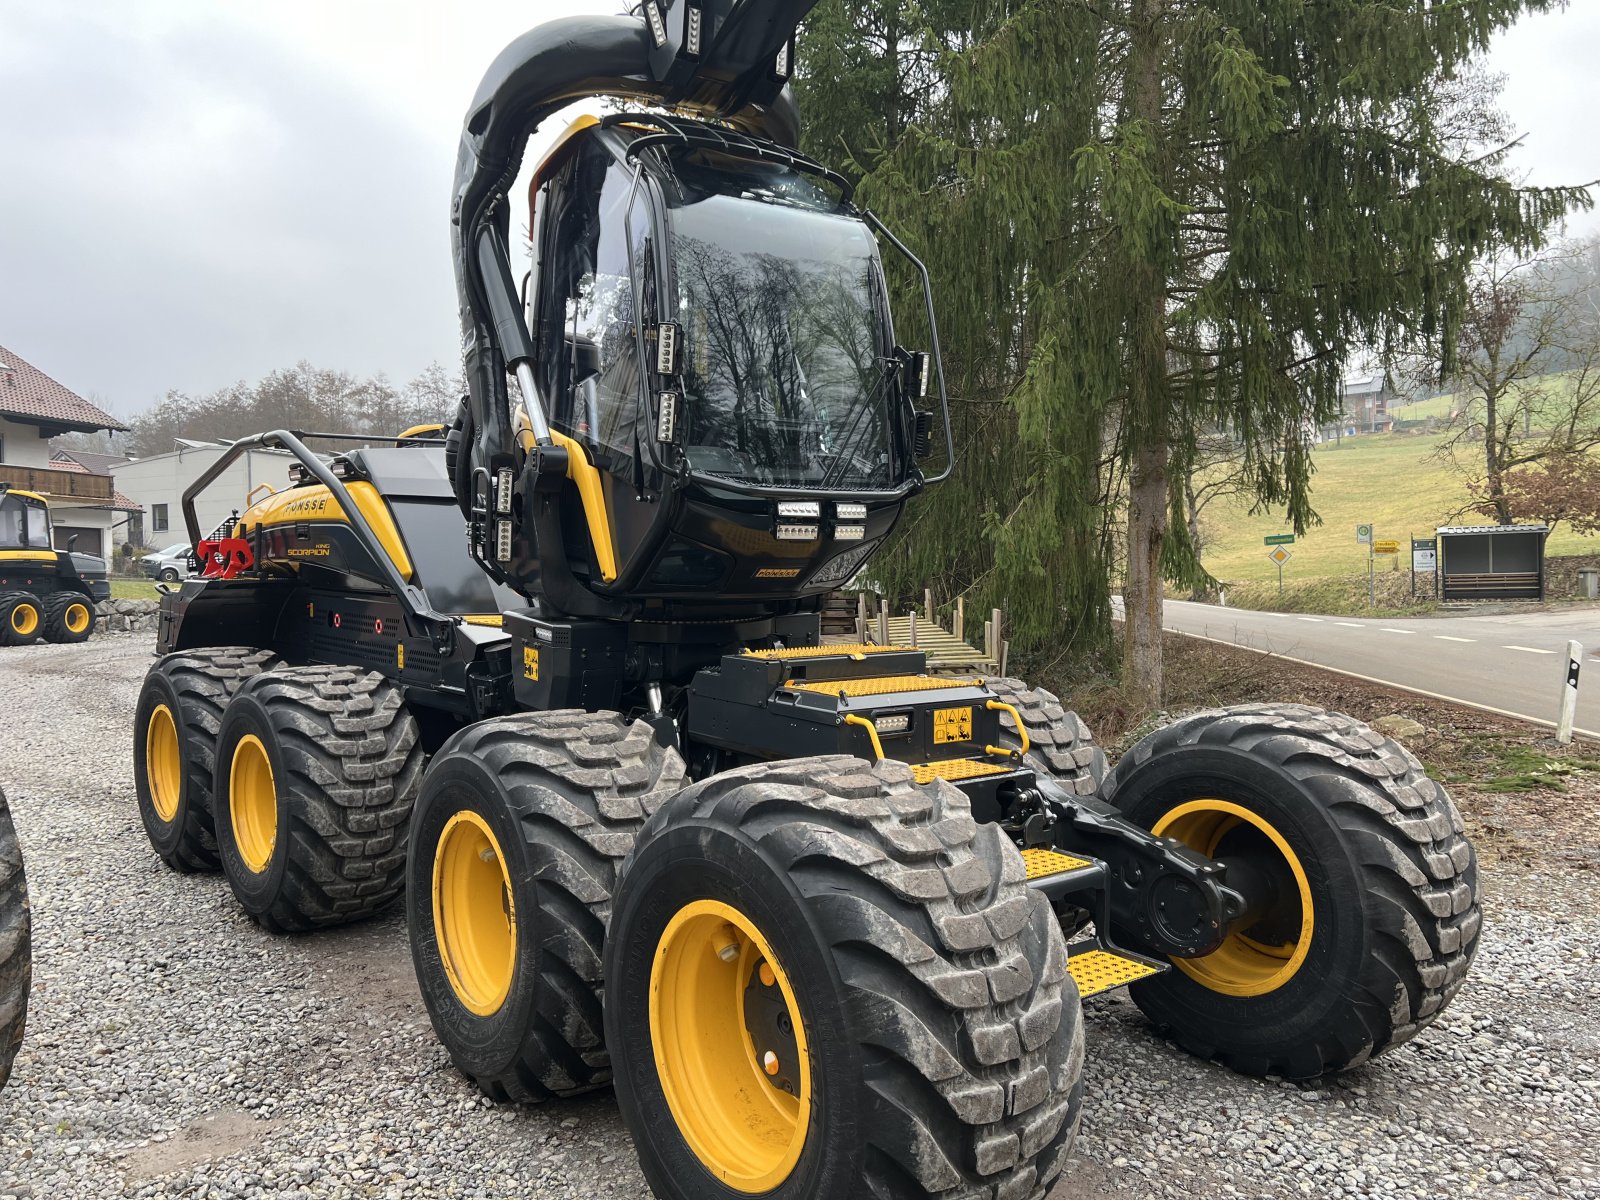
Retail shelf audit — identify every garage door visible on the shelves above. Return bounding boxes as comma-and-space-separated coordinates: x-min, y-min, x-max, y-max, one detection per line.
53, 526, 103, 556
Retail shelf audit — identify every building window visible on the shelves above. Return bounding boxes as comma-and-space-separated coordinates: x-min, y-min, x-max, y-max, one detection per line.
152, 503, 169, 533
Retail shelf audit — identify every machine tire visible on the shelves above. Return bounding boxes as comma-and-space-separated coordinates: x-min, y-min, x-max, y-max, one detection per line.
134, 646, 284, 873
0, 592, 44, 647
407, 711, 687, 1102
605, 755, 1085, 1200
1102, 702, 1481, 1079
42, 592, 96, 643
985, 678, 1106, 796
0, 787, 29, 1092
214, 665, 423, 933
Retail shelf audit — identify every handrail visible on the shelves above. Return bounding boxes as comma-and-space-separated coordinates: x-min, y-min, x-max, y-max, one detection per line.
180, 430, 456, 647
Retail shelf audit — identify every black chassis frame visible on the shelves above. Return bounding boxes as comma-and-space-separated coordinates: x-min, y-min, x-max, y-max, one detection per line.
162, 430, 1249, 965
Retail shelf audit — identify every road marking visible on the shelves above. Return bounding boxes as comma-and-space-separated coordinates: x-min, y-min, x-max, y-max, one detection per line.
1335, 622, 1364, 628
1434, 635, 1475, 643
1297, 617, 1324, 623
1505, 645, 1554, 655
1161, 627, 1599, 742
1380, 628, 1416, 635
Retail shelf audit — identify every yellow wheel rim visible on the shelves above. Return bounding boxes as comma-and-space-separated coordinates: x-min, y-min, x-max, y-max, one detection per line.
432, 810, 517, 1016
1153, 799, 1314, 998
65, 602, 90, 634
146, 703, 182, 823
10, 602, 38, 637
650, 900, 812, 1193
229, 734, 279, 874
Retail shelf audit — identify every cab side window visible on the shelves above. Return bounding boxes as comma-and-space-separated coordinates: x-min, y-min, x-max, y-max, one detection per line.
26, 506, 48, 547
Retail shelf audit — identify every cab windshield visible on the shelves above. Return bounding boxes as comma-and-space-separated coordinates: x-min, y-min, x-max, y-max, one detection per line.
0, 495, 48, 549
665, 153, 898, 491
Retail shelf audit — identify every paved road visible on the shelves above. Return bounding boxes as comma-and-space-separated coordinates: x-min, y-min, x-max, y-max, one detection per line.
1144, 599, 1600, 738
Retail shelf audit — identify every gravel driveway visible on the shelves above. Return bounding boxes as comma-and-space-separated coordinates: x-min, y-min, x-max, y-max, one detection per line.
1, 636, 1596, 1199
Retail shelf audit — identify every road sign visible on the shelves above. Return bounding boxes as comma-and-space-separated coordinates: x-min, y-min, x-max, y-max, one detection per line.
1356, 523, 1373, 545
1264, 534, 1295, 546
1374, 539, 1401, 555
1412, 539, 1437, 572
1268, 546, 1293, 566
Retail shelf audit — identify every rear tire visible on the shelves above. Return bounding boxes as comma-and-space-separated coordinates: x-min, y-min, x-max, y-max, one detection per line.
605, 756, 1084, 1200
42, 592, 96, 643
134, 647, 283, 873
985, 678, 1106, 796
407, 711, 687, 1102
0, 592, 43, 647
1103, 702, 1481, 1078
214, 665, 423, 932
0, 787, 30, 1092
159, 567, 182, 583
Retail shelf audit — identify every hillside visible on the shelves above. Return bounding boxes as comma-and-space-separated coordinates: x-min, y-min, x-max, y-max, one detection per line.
1197, 430, 1595, 584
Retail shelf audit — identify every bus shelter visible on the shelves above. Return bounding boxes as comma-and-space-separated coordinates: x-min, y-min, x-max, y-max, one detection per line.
1436, 525, 1548, 601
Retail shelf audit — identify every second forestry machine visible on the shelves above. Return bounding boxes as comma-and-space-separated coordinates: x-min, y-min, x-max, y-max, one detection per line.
133, 4, 1481, 1198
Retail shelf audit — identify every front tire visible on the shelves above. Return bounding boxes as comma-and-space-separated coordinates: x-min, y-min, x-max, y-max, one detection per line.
134, 647, 283, 872
605, 756, 1084, 1200
0, 592, 43, 647
407, 711, 686, 1101
0, 787, 29, 1091
214, 665, 423, 932
1103, 703, 1481, 1078
159, 567, 182, 583
42, 593, 96, 643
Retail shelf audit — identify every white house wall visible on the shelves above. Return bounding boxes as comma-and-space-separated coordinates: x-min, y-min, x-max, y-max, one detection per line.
0, 415, 54, 467
111, 448, 298, 546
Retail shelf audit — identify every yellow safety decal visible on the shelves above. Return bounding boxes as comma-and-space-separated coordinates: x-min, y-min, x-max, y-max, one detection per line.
933, 706, 973, 744
460, 614, 505, 627
397, 643, 406, 671
523, 645, 540, 681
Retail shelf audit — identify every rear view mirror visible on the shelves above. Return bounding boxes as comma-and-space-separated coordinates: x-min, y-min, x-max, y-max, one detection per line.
567, 334, 602, 384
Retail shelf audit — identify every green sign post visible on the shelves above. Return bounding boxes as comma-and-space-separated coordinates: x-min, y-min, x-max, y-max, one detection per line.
1264, 534, 1295, 546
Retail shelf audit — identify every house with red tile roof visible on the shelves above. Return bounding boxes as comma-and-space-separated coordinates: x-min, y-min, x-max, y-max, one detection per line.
0, 343, 141, 557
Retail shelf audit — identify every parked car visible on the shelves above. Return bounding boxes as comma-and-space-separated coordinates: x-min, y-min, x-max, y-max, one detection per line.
141, 542, 192, 583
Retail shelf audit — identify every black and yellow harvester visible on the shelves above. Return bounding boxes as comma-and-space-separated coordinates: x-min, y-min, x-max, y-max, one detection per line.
0, 486, 107, 646
132, 5, 1481, 1197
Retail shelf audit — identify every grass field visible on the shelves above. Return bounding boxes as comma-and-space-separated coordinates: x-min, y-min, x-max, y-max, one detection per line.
109, 579, 159, 601
1199, 429, 1595, 584
1388, 372, 1580, 425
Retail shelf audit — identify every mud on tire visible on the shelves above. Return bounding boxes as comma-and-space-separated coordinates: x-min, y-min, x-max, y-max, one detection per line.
214, 665, 423, 932
407, 711, 687, 1102
1103, 702, 1481, 1078
0, 787, 30, 1091
605, 755, 1086, 1200
134, 646, 284, 872
985, 678, 1106, 797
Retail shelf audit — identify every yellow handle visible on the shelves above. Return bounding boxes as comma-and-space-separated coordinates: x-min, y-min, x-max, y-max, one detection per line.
844, 714, 886, 761
984, 699, 1030, 756
245, 483, 276, 507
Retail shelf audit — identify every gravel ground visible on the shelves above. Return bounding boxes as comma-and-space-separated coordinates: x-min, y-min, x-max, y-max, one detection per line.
1, 636, 1596, 1200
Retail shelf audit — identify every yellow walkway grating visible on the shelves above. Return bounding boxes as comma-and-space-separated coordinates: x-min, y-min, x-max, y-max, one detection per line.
910, 759, 1011, 784
1067, 950, 1161, 999
785, 675, 980, 697
1020, 847, 1093, 880
742, 644, 900, 660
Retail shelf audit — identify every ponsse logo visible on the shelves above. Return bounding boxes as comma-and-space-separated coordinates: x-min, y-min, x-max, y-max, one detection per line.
283, 495, 332, 516
754, 567, 801, 579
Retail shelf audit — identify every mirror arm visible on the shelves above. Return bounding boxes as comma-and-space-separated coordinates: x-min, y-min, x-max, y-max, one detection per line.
863, 210, 954, 484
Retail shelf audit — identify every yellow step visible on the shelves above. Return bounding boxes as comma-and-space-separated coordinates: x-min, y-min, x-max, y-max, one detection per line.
1020, 847, 1093, 880
910, 758, 1012, 784
1067, 949, 1161, 999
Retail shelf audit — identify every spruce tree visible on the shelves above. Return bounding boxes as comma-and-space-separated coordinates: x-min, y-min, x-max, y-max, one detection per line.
799, 0, 1588, 704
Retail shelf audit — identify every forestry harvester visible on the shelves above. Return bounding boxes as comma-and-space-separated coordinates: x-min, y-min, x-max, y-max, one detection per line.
131, 5, 1480, 1197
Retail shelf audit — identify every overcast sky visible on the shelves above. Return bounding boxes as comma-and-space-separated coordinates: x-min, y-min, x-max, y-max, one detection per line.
1, 1, 1596, 420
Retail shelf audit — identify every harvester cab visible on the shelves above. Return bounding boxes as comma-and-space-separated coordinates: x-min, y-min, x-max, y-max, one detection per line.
0, 485, 106, 645
134, 5, 1482, 1199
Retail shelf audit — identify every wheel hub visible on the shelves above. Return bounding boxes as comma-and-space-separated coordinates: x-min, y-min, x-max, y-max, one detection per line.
432, 810, 517, 1017
229, 733, 279, 874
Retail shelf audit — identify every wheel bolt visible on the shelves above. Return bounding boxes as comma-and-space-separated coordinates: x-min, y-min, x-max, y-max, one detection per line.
714, 926, 741, 962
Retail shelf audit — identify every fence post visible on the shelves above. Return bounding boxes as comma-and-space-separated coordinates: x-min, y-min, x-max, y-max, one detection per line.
991, 608, 1003, 671
856, 592, 867, 642
877, 609, 889, 647
909, 610, 918, 647
954, 595, 965, 644
924, 587, 934, 623
1557, 640, 1583, 745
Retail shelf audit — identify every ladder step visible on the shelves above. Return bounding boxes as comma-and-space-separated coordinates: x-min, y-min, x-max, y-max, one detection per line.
1020, 847, 1093, 880
1066, 948, 1162, 999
